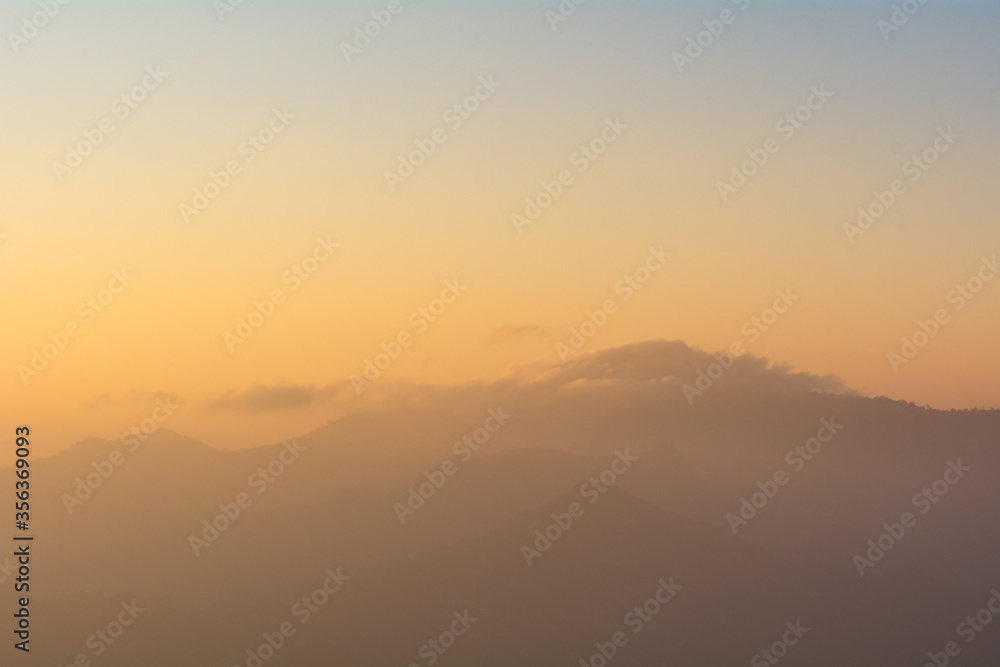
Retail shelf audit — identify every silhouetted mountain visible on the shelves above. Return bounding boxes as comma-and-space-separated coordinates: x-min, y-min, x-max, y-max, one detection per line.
4, 341, 998, 665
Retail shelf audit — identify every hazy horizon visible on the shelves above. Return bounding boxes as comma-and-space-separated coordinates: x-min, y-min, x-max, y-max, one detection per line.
4, 0, 999, 458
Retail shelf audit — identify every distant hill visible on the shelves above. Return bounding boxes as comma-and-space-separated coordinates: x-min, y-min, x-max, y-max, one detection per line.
4, 340, 999, 666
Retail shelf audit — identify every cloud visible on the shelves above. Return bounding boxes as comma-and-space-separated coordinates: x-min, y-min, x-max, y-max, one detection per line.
202, 339, 852, 435
126, 390, 183, 405
152, 391, 183, 405
538, 340, 849, 394
207, 382, 349, 413
344, 339, 853, 422
486, 324, 549, 345
86, 391, 184, 410
85, 394, 112, 409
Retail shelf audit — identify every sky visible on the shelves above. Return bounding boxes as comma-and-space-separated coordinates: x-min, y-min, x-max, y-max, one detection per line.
1, 0, 998, 456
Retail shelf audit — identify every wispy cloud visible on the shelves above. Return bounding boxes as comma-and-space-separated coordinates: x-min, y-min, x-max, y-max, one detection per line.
487, 324, 549, 345
207, 383, 349, 413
